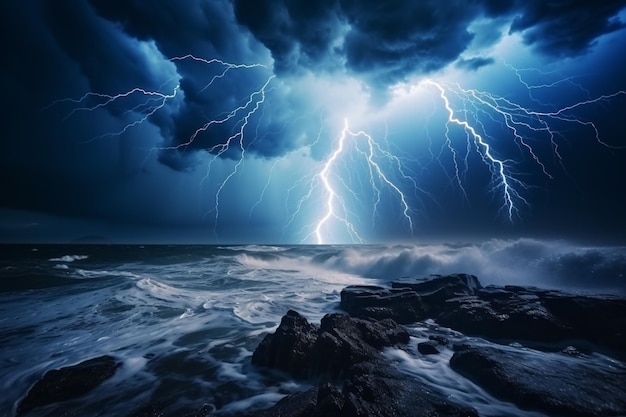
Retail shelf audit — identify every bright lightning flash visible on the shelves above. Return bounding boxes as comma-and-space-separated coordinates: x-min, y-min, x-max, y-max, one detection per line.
416, 76, 625, 222
305, 119, 416, 244
47, 55, 625, 244
46, 54, 275, 239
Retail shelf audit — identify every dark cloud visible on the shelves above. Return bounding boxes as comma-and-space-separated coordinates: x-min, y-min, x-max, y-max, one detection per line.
455, 56, 495, 71
2, 0, 625, 242
234, 0, 484, 88
510, 0, 626, 55
233, 0, 344, 75
339, 0, 480, 87
83, 0, 327, 168
233, 0, 626, 91
88, 0, 253, 59
10, 0, 620, 172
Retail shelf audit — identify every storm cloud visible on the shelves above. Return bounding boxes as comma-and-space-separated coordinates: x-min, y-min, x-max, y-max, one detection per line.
6, 0, 624, 166
1, 0, 625, 243
234, 0, 626, 88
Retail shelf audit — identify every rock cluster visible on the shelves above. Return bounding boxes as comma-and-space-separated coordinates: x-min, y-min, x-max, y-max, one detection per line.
450, 343, 626, 417
249, 310, 477, 417
252, 310, 410, 380
343, 273, 626, 353
17, 355, 120, 415
252, 274, 626, 417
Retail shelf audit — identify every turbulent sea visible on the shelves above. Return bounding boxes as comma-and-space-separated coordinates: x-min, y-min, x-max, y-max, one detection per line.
1, 242, 625, 417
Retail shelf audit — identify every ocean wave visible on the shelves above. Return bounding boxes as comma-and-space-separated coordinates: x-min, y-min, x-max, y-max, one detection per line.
220, 245, 288, 253
48, 254, 89, 262
289, 239, 626, 294
73, 269, 140, 279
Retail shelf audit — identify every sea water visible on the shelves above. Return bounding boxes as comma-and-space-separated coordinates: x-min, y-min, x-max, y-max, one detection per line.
1, 243, 624, 416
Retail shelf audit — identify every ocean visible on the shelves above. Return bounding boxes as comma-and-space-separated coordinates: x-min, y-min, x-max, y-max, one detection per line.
1, 242, 624, 416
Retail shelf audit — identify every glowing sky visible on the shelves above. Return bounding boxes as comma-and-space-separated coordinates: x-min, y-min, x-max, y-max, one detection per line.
1, 0, 626, 244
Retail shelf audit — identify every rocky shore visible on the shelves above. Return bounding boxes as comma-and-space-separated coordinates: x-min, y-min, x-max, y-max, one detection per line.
16, 274, 626, 416
246, 274, 626, 417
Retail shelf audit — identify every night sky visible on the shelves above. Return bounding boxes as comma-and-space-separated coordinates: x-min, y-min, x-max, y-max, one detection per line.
2, 0, 626, 244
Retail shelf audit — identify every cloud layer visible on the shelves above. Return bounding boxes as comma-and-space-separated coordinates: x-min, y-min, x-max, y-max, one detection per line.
1, 0, 625, 242
234, 0, 626, 88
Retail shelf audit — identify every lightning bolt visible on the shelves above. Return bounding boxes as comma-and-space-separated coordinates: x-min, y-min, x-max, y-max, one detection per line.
305, 119, 415, 244
195, 75, 276, 237
45, 84, 181, 145
418, 71, 625, 222
424, 80, 524, 220
45, 54, 275, 241
285, 62, 625, 242
45, 53, 625, 244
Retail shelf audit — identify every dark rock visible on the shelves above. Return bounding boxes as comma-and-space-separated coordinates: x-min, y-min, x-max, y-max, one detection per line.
17, 355, 121, 415
130, 402, 214, 417
346, 274, 626, 354
253, 361, 478, 417
540, 291, 626, 352
392, 273, 482, 313
251, 311, 476, 417
436, 291, 567, 343
253, 310, 408, 380
312, 383, 344, 417
438, 286, 626, 353
417, 341, 440, 355
342, 361, 478, 417
450, 344, 626, 417
429, 335, 450, 345
251, 309, 318, 378
129, 403, 166, 417
250, 388, 319, 417
340, 285, 424, 323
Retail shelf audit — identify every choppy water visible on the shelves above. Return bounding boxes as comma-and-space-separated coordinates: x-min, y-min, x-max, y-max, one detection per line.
0, 242, 624, 416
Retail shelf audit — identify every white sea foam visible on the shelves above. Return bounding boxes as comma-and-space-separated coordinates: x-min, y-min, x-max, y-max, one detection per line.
217, 392, 287, 414
49, 254, 89, 262
1, 243, 624, 417
298, 239, 626, 294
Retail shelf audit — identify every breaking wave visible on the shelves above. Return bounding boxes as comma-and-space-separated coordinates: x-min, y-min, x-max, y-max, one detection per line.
48, 254, 89, 262
296, 239, 626, 294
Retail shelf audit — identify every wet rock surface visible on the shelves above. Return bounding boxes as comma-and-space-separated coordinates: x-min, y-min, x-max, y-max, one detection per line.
250, 310, 477, 417
450, 343, 626, 417
341, 273, 626, 354
326, 274, 626, 417
252, 309, 410, 380
340, 285, 424, 323
17, 355, 121, 415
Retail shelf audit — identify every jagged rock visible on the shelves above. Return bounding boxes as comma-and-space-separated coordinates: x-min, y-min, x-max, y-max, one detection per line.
251, 309, 318, 378
437, 286, 626, 352
252, 310, 409, 380
392, 273, 482, 314
343, 274, 626, 354
252, 280, 626, 417
252, 389, 319, 417
450, 344, 626, 417
429, 335, 450, 345
340, 285, 424, 323
251, 361, 478, 417
341, 361, 478, 417
417, 340, 440, 355
17, 355, 121, 415
129, 402, 214, 417
250, 311, 477, 417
